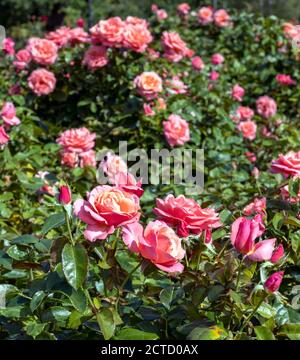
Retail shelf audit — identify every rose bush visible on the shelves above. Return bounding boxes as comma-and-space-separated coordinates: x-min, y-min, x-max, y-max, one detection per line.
0, 4, 300, 341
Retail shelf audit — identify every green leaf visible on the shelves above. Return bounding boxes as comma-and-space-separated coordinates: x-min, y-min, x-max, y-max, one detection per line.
114, 328, 159, 340
254, 326, 275, 340
188, 326, 224, 340
96, 308, 115, 340
25, 321, 46, 339
12, 234, 39, 245
30, 291, 46, 312
62, 244, 88, 290
279, 323, 300, 339
41, 213, 65, 235
7, 245, 27, 260
69, 288, 87, 313
160, 286, 175, 310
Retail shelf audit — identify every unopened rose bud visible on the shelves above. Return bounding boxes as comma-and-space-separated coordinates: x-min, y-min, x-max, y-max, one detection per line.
264, 271, 284, 293
59, 185, 72, 204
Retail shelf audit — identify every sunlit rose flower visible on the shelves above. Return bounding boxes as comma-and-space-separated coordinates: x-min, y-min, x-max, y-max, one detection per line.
61, 151, 78, 168
237, 120, 257, 140
177, 3, 190, 16
125, 16, 148, 27
271, 151, 300, 177
243, 197, 266, 216
211, 53, 224, 65
210, 71, 219, 81
83, 45, 108, 70
282, 22, 298, 39
13, 49, 31, 70
122, 221, 185, 273
46, 26, 71, 47
214, 9, 231, 27
198, 6, 214, 25
28, 68, 57, 96
80, 150, 97, 168
143, 103, 155, 116
27, 37, 58, 65
113, 171, 144, 198
57, 127, 96, 153
156, 9, 168, 20
231, 84, 245, 101
156, 97, 167, 110
256, 96, 277, 118
122, 24, 153, 52
236, 106, 254, 121
0, 126, 10, 145
276, 74, 296, 86
0, 102, 20, 126
134, 72, 163, 100
100, 152, 128, 181
271, 244, 285, 264
163, 114, 190, 147
154, 194, 221, 237
165, 76, 188, 95
191, 56, 205, 71
90, 17, 125, 47
74, 185, 140, 241
162, 31, 188, 62
69, 27, 90, 45
2, 37, 15, 56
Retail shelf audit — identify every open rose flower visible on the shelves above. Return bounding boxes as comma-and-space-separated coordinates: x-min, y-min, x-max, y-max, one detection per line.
161, 31, 188, 62
198, 6, 214, 25
83, 45, 108, 70
211, 53, 224, 65
79, 150, 97, 168
61, 151, 78, 168
113, 172, 144, 198
46, 26, 71, 47
177, 3, 190, 16
154, 194, 221, 237
214, 9, 231, 27
13, 49, 31, 70
231, 84, 245, 101
231, 217, 275, 262
191, 56, 205, 71
0, 126, 10, 145
28, 68, 57, 96
237, 120, 257, 140
2, 37, 15, 55
69, 28, 90, 45
134, 72, 163, 100
122, 221, 185, 273
165, 76, 188, 95
57, 127, 96, 153
27, 37, 58, 65
243, 197, 266, 216
276, 74, 296, 86
236, 106, 254, 121
271, 151, 300, 177
256, 96, 277, 119
100, 152, 128, 180
74, 185, 140, 241
0, 102, 20, 126
163, 114, 190, 147
90, 17, 125, 47
122, 23, 153, 52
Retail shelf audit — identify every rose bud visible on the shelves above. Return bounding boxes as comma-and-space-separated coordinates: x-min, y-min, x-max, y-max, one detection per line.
58, 185, 72, 204
264, 271, 284, 293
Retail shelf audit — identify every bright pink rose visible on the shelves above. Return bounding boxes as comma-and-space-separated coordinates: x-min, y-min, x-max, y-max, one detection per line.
13, 49, 31, 70
122, 221, 185, 273
151, 4, 158, 13
100, 152, 128, 180
61, 151, 78, 168
57, 127, 96, 153
245, 151, 256, 163
156, 97, 167, 110
46, 26, 71, 47
80, 150, 97, 168
113, 172, 144, 198
264, 271, 284, 293
122, 24, 153, 52
271, 151, 300, 177
134, 72, 163, 100
163, 114, 190, 147
2, 38, 15, 55
271, 244, 285, 264
69, 28, 90, 45
156, 9, 168, 20
28, 68, 56, 96
231, 217, 275, 262
214, 9, 231, 27
76, 18, 85, 28
211, 53, 224, 65
231, 84, 245, 101
243, 197, 266, 216
74, 185, 140, 241
177, 3, 190, 16
83, 45, 108, 70
27, 37, 58, 65
90, 17, 125, 47
143, 103, 155, 116
283, 22, 298, 39
0, 102, 20, 126
125, 16, 148, 27
0, 126, 10, 145
59, 185, 72, 205
162, 31, 188, 62
198, 7, 214, 25
236, 106, 254, 121
237, 120, 257, 140
210, 71, 219, 81
256, 96, 277, 118
191, 56, 205, 71
153, 194, 221, 237
165, 76, 188, 95
276, 74, 296, 86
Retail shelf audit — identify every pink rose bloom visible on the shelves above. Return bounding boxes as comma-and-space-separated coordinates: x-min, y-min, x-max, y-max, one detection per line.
211, 53, 224, 65
156, 9, 168, 20
177, 3, 190, 16
231, 217, 275, 262
264, 271, 284, 293
245, 151, 256, 163
76, 18, 85, 28
276, 74, 296, 86
122, 221, 185, 273
69, 28, 90, 45
236, 106, 254, 121
13, 49, 31, 70
83, 45, 108, 70
237, 120, 257, 140
134, 72, 163, 100
271, 244, 285, 264
256, 96, 277, 118
90, 17, 125, 47
163, 114, 190, 147
58, 185, 72, 205
125, 16, 148, 27
156, 97, 166, 110
191, 56, 205, 71
271, 151, 300, 177
46, 26, 71, 47
80, 150, 97, 168
210, 71, 219, 81
122, 24, 153, 53
153, 194, 221, 237
28, 68, 57, 96
147, 47, 160, 60
231, 84, 245, 101
214, 9, 231, 27
161, 31, 188, 62
74, 185, 140, 241
2, 38, 15, 55
27, 38, 58, 65
113, 171, 144, 198
243, 197, 266, 216
57, 127, 96, 153
61, 151, 78, 168
198, 7, 214, 25
165, 76, 188, 95
0, 126, 10, 145
100, 152, 128, 180
0, 102, 20, 126
143, 103, 155, 116
151, 4, 158, 13
283, 22, 298, 39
